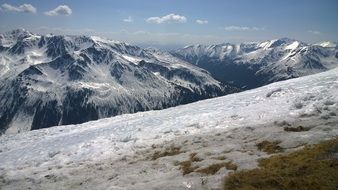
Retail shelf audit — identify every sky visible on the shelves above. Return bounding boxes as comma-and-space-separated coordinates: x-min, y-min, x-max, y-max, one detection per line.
0, 0, 337, 49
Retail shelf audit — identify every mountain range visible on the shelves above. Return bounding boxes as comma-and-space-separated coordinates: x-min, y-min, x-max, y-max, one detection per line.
172, 38, 338, 89
1, 29, 337, 134
0, 29, 233, 133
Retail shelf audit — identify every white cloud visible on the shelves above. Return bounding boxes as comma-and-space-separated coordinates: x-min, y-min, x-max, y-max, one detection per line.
44, 5, 72, 16
196, 19, 208, 24
224, 25, 262, 31
0, 3, 36, 13
308, 30, 321, 35
123, 16, 133, 23
146, 13, 187, 24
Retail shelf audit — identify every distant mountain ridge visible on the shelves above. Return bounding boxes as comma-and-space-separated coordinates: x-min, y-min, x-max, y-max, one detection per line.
0, 29, 234, 134
171, 38, 338, 89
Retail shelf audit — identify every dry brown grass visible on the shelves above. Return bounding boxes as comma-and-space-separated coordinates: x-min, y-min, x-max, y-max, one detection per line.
256, 140, 283, 154
179, 150, 238, 175
284, 125, 309, 132
212, 155, 227, 160
196, 162, 238, 175
151, 145, 182, 160
189, 152, 203, 162
178, 152, 203, 175
224, 137, 338, 190
179, 160, 197, 175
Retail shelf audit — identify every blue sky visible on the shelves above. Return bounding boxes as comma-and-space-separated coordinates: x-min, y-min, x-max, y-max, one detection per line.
1, 0, 337, 48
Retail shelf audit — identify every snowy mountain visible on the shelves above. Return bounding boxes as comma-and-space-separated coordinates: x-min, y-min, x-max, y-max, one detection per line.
315, 41, 337, 48
0, 29, 234, 134
172, 38, 338, 89
0, 68, 337, 190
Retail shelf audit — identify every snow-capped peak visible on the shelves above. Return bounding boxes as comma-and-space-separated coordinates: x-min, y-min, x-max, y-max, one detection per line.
315, 41, 337, 48
90, 36, 121, 45
285, 41, 300, 50
6, 28, 32, 37
0, 29, 35, 47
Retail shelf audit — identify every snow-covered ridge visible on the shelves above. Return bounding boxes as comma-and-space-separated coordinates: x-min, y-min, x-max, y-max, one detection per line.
0, 68, 337, 189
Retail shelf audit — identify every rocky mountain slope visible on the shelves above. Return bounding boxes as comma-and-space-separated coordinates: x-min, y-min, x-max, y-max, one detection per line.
0, 29, 233, 133
172, 38, 338, 89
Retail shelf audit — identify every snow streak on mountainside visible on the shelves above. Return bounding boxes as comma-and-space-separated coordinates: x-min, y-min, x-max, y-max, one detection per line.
0, 68, 337, 189
0, 29, 234, 134
172, 38, 338, 89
